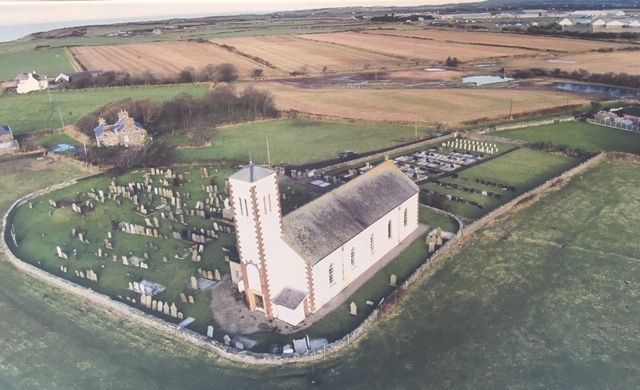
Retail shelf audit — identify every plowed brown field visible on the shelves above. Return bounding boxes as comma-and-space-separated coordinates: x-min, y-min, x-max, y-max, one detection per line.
298, 32, 536, 62
70, 42, 276, 77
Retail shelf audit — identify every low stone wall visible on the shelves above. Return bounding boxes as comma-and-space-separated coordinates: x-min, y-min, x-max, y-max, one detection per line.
0, 153, 606, 366
316, 133, 455, 174
479, 116, 575, 134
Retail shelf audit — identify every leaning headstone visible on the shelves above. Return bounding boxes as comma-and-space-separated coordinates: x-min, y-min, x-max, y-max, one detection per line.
188, 295, 195, 304
214, 269, 221, 281
180, 293, 187, 303
223, 335, 231, 346
349, 301, 357, 316
389, 274, 397, 287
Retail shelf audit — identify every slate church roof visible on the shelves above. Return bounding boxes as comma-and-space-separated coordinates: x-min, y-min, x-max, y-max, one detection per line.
282, 161, 419, 265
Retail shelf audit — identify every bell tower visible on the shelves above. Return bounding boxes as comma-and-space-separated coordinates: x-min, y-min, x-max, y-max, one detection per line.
228, 163, 282, 317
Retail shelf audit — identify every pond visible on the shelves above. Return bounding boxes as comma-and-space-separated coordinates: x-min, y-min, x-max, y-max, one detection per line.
553, 82, 640, 99
462, 75, 514, 86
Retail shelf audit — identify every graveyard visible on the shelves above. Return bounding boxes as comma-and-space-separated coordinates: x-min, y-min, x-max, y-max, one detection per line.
421, 147, 582, 220
6, 161, 458, 349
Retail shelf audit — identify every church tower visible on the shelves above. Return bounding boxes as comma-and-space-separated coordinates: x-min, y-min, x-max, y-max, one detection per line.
228, 163, 282, 317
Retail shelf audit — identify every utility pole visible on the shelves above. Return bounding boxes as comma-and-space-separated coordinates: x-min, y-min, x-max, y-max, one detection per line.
414, 118, 418, 139
508, 98, 513, 120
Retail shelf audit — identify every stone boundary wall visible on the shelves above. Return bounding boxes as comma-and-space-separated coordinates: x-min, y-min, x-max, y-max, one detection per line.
479, 116, 575, 134
316, 133, 455, 174
0, 153, 605, 366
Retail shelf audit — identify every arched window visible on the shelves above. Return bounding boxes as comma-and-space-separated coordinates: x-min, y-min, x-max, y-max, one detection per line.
328, 263, 334, 285
238, 197, 244, 216
350, 247, 356, 267
388, 220, 392, 239
404, 208, 408, 226
244, 199, 249, 216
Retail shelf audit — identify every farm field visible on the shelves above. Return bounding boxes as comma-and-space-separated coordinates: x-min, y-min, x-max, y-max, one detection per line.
175, 119, 422, 164
210, 35, 403, 74
507, 50, 640, 75
422, 148, 581, 219
499, 121, 640, 154
0, 84, 208, 135
375, 28, 628, 53
70, 41, 278, 78
1, 158, 638, 389
262, 82, 589, 125
0, 46, 75, 81
300, 32, 536, 62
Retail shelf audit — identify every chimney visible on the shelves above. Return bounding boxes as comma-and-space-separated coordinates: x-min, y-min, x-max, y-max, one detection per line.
249, 160, 255, 182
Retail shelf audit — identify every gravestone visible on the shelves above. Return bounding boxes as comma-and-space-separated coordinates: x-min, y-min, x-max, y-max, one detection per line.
349, 301, 357, 316
206, 325, 214, 338
214, 269, 221, 281
170, 303, 178, 318
188, 295, 195, 304
223, 335, 231, 346
389, 274, 397, 287
180, 293, 187, 303
190, 276, 198, 289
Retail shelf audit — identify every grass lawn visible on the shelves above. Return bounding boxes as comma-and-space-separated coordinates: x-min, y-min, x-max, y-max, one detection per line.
249, 205, 459, 349
175, 119, 420, 165
0, 47, 75, 81
422, 148, 581, 219
27, 133, 82, 150
9, 165, 235, 335
0, 84, 208, 135
0, 133, 638, 389
498, 121, 640, 154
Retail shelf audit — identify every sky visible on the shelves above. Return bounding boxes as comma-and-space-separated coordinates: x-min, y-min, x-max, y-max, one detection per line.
0, 0, 479, 26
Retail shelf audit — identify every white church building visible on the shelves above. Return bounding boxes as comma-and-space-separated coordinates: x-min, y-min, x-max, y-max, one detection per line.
228, 161, 419, 325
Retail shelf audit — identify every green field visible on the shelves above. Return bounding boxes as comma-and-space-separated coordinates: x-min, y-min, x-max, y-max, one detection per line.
1, 158, 638, 389
0, 84, 208, 135
422, 148, 581, 219
0, 47, 75, 81
27, 133, 82, 150
499, 121, 640, 154
175, 119, 422, 164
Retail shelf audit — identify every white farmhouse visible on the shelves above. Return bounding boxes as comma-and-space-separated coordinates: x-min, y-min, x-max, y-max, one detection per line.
15, 71, 48, 94
228, 161, 419, 325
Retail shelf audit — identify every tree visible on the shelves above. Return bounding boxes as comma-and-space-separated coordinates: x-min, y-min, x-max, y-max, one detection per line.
178, 67, 196, 83
445, 57, 460, 68
251, 68, 264, 79
212, 63, 239, 84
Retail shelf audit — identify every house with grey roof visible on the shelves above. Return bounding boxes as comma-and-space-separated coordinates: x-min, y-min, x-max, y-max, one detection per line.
94, 110, 148, 147
0, 126, 19, 154
227, 160, 420, 325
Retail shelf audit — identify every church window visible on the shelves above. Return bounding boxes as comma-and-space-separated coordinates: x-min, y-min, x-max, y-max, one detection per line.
350, 247, 356, 268
244, 199, 249, 216
263, 195, 267, 214
370, 234, 375, 254
328, 263, 335, 285
404, 208, 408, 226
268, 194, 272, 212
238, 197, 244, 216
388, 220, 392, 239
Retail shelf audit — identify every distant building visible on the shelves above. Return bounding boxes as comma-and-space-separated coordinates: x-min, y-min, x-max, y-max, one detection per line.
93, 110, 148, 147
54, 73, 70, 83
0, 126, 19, 154
15, 71, 48, 94
228, 161, 419, 325
152, 28, 162, 35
